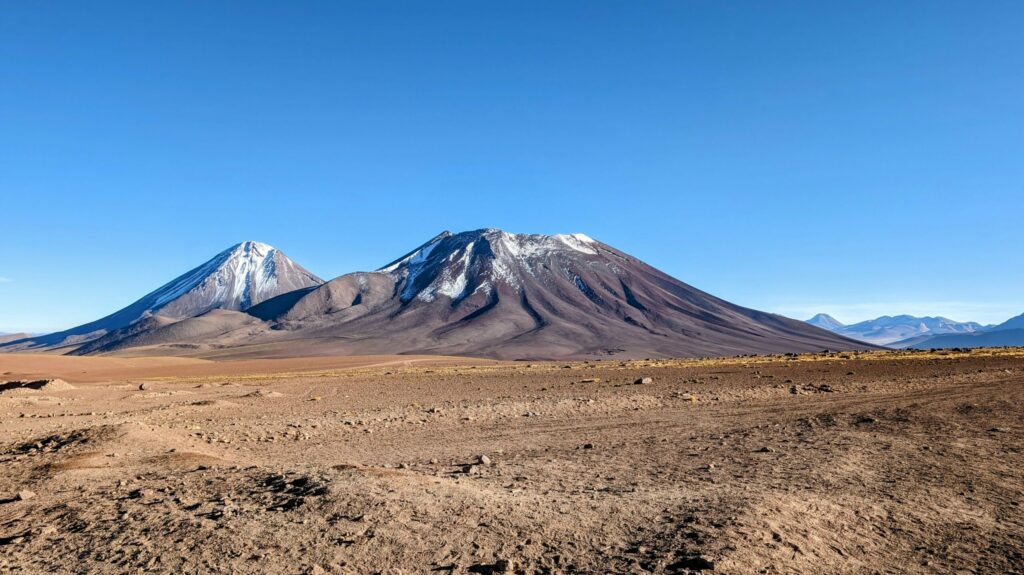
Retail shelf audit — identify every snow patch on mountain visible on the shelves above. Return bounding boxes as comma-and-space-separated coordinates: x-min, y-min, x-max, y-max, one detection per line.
435, 242, 473, 300
384, 229, 605, 304
149, 241, 293, 311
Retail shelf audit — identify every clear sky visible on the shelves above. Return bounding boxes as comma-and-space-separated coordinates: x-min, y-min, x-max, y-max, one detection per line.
2, 1, 1022, 333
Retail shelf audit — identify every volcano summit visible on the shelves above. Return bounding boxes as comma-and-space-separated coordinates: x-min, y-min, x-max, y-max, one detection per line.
2, 241, 323, 352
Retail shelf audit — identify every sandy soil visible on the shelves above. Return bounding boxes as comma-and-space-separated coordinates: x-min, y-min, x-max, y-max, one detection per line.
1, 348, 1022, 574
0, 354, 498, 383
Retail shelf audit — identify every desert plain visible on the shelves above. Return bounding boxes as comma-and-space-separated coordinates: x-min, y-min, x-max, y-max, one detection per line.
0, 348, 1022, 574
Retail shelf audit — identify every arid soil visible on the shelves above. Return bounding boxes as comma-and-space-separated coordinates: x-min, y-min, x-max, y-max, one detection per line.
1, 349, 1022, 574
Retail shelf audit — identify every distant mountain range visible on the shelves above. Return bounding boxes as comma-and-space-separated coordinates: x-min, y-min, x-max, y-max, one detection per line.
1, 230, 869, 360
805, 312, 1024, 349
888, 313, 1024, 349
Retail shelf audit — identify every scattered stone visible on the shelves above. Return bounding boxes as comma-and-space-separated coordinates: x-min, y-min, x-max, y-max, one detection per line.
478, 454, 492, 466
138, 383, 150, 391
523, 411, 539, 417
756, 446, 776, 453
16, 490, 35, 501
580, 378, 600, 383
634, 377, 653, 385
582, 443, 595, 450
469, 559, 513, 574
245, 389, 285, 399
669, 555, 716, 571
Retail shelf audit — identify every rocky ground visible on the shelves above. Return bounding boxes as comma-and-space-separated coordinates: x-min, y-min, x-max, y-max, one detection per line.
0, 349, 1022, 574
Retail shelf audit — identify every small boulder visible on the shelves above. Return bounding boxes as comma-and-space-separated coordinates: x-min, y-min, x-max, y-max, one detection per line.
634, 377, 653, 385
16, 490, 35, 501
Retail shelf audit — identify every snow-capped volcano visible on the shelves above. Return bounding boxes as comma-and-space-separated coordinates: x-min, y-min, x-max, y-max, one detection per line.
379, 229, 603, 304
806, 313, 845, 331
149, 241, 321, 316
2, 241, 322, 351
232, 229, 869, 359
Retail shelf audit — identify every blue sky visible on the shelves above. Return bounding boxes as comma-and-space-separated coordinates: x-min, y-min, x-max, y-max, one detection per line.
2, 1, 1022, 333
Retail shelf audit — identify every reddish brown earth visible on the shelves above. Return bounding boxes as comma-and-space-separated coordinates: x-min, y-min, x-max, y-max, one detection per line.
1, 349, 1022, 574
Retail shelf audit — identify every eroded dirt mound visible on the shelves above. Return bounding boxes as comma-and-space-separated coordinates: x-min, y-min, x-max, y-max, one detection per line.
4, 422, 233, 477
0, 379, 75, 394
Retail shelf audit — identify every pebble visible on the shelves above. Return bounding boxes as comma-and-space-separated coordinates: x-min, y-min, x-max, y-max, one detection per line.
634, 377, 653, 385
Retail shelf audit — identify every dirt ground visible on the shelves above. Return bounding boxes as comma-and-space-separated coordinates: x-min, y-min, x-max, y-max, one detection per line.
1, 348, 1022, 574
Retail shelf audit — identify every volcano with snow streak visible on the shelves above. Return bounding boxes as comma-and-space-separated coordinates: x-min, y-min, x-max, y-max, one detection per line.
206, 229, 868, 359
1, 241, 322, 352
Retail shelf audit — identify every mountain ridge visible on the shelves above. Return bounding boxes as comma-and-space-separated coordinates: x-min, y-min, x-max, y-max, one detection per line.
805, 313, 984, 346
55, 229, 871, 359
891, 311, 1024, 349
